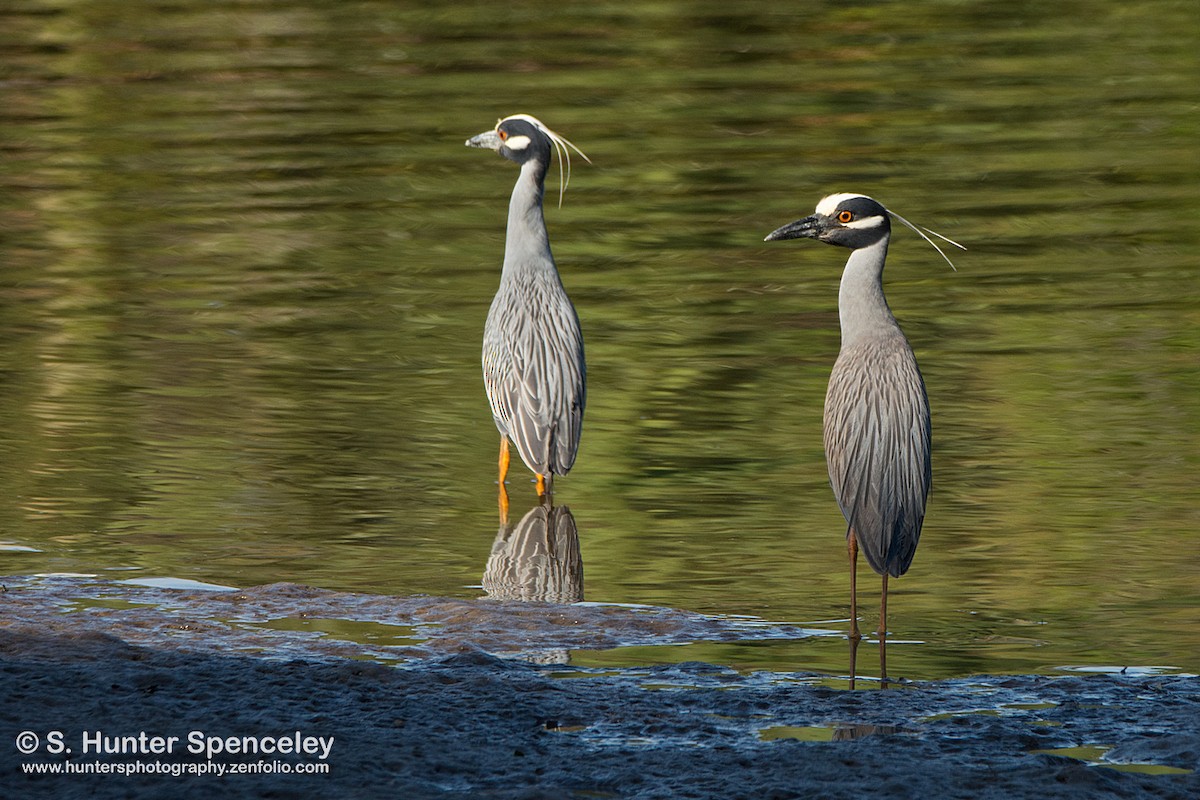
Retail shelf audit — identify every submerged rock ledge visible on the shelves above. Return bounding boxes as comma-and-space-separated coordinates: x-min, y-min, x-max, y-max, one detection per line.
0, 575, 831, 663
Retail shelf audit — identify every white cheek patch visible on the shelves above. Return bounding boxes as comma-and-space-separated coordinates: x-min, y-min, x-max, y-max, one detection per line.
504, 135, 532, 151
843, 214, 886, 230
816, 192, 871, 216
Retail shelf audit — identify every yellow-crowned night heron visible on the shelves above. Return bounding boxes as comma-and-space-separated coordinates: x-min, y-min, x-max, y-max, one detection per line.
765, 193, 963, 640
466, 115, 588, 515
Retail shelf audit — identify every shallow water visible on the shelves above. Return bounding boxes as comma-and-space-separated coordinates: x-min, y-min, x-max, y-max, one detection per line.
1, 0, 1197, 679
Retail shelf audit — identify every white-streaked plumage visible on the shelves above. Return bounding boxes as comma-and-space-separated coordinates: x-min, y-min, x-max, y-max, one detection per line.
765, 192, 962, 636
467, 115, 588, 492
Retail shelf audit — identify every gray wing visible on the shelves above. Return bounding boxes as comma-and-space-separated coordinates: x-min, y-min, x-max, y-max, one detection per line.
823, 337, 931, 578
483, 274, 586, 476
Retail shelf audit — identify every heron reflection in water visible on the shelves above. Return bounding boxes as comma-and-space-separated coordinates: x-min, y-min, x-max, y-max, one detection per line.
482, 501, 582, 604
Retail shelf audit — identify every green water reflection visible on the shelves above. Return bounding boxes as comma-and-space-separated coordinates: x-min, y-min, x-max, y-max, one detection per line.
1, 0, 1197, 678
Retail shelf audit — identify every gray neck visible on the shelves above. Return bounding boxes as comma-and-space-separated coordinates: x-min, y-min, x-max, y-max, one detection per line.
837, 235, 901, 346
502, 159, 554, 279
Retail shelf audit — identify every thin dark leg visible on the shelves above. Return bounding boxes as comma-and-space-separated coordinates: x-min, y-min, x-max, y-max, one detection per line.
848, 530, 861, 640
879, 628, 889, 689
878, 573, 889, 636
848, 630, 860, 691
879, 573, 889, 687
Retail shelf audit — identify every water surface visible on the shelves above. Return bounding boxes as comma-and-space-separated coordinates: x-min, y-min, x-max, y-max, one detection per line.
1, 0, 1197, 679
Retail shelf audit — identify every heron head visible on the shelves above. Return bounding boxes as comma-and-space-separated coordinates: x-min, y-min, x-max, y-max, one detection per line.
764, 193, 890, 249
466, 114, 590, 206
766, 193, 965, 268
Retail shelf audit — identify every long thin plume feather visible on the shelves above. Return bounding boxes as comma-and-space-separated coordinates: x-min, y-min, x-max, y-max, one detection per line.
503, 114, 591, 207
887, 210, 966, 272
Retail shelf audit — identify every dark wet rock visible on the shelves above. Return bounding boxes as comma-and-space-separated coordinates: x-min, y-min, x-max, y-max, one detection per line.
2, 576, 1198, 798
1108, 734, 1200, 767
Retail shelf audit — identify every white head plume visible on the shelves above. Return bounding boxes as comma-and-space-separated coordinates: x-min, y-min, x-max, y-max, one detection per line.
886, 207, 966, 272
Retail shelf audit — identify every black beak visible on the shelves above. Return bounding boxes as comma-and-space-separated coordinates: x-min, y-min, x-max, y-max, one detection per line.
764, 215, 821, 242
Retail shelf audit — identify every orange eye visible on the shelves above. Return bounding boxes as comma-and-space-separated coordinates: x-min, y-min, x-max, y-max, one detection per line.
837, 210, 853, 223
498, 129, 508, 141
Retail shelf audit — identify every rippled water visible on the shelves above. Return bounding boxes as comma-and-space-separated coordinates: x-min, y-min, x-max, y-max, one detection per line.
1, 0, 1197, 679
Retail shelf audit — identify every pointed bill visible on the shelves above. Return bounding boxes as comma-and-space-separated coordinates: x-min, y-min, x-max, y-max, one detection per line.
466, 130, 503, 149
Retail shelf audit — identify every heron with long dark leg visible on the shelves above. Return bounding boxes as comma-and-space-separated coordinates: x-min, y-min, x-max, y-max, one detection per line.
766, 193, 963, 673
466, 115, 589, 521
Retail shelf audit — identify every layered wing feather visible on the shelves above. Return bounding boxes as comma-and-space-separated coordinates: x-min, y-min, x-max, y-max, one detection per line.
823, 335, 931, 578
483, 270, 585, 476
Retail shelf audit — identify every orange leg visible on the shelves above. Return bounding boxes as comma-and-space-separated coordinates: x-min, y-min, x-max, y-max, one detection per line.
848, 530, 862, 640
497, 482, 510, 525
536, 473, 547, 497
496, 482, 511, 525
498, 436, 511, 485
497, 437, 512, 524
